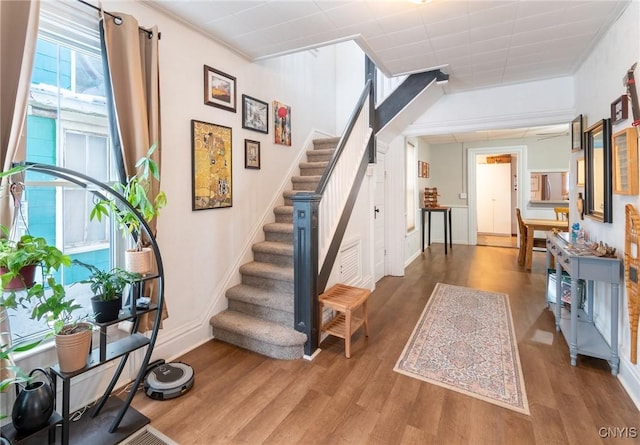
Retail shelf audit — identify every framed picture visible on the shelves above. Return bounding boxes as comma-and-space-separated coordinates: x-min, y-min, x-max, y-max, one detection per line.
611, 95, 629, 125
191, 119, 232, 210
423, 162, 429, 178
204, 65, 236, 112
571, 114, 584, 152
245, 139, 260, 169
273, 100, 291, 146
576, 157, 585, 187
612, 127, 638, 195
418, 161, 423, 178
242, 95, 268, 134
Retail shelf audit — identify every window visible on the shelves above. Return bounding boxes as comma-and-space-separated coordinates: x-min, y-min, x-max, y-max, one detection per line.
406, 142, 416, 232
9, 3, 117, 344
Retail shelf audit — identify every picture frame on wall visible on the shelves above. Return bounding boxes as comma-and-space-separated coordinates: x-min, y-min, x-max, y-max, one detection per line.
571, 114, 584, 152
242, 95, 269, 134
612, 127, 638, 195
273, 100, 291, 146
577, 157, 585, 187
191, 119, 233, 210
204, 65, 236, 112
245, 139, 261, 169
610, 95, 629, 125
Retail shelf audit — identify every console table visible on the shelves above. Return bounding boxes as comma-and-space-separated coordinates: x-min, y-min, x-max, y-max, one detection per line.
546, 232, 622, 375
421, 207, 452, 254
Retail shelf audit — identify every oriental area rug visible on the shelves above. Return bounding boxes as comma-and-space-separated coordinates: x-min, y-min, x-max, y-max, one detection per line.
394, 283, 530, 415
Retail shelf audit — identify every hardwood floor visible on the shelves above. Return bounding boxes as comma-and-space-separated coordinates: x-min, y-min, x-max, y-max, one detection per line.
129, 244, 639, 444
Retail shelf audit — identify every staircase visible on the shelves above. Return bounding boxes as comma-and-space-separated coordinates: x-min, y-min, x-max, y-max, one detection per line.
209, 137, 339, 360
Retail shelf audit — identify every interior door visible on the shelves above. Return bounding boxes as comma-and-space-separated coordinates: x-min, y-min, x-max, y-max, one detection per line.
374, 152, 385, 281
476, 162, 511, 235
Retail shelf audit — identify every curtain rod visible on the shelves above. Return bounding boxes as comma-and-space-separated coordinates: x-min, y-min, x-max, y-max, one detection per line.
77, 0, 160, 40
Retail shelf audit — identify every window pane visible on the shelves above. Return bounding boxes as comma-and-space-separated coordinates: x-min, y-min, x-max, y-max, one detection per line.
13, 5, 114, 343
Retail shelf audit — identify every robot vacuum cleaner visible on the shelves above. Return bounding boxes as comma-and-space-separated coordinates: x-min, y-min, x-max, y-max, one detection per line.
144, 362, 194, 400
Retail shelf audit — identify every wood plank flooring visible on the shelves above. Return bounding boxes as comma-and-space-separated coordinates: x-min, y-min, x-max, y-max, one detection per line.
129, 244, 639, 444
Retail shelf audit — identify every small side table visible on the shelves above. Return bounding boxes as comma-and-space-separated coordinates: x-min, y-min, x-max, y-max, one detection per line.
319, 284, 370, 358
421, 207, 452, 254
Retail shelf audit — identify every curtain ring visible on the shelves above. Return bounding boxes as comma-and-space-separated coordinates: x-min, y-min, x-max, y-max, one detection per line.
113, 16, 123, 25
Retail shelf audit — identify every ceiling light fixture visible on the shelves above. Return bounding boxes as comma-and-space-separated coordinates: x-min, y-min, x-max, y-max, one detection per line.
409, 0, 432, 4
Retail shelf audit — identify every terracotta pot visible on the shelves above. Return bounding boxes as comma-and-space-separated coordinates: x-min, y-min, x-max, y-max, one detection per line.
0, 264, 37, 290
91, 296, 122, 323
125, 248, 152, 274
54, 324, 92, 373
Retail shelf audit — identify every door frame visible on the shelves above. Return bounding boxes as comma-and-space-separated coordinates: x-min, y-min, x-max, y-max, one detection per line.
467, 145, 527, 245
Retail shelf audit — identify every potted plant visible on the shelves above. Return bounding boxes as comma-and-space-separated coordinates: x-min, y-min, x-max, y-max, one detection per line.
90, 143, 167, 274
0, 227, 69, 292
17, 275, 93, 373
74, 260, 141, 323
1, 247, 93, 373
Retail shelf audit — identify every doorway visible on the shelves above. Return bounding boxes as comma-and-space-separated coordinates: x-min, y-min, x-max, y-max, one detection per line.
467, 146, 527, 246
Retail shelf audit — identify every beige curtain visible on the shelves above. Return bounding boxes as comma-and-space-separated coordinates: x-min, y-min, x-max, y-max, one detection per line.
0, 0, 40, 389
101, 12, 166, 332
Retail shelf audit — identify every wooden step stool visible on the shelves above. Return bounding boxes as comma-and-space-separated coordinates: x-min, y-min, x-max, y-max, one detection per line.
318, 284, 370, 358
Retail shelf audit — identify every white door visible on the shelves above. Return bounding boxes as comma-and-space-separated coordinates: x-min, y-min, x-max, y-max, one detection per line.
476, 163, 511, 235
374, 152, 386, 281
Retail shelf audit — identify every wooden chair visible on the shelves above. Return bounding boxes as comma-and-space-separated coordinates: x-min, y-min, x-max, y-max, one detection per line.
515, 208, 546, 266
554, 207, 569, 221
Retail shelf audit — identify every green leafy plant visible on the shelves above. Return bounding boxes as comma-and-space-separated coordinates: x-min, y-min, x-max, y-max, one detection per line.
90, 144, 167, 251
3, 276, 89, 336
0, 226, 71, 291
73, 260, 141, 302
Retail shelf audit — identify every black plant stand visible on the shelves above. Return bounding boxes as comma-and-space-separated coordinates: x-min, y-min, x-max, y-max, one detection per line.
17, 163, 165, 445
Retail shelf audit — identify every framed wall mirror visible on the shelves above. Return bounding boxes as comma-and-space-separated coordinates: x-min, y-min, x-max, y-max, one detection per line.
584, 118, 612, 222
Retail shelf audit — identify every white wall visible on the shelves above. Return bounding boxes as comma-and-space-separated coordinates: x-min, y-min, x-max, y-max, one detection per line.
572, 0, 640, 408
417, 135, 570, 230
12, 0, 356, 414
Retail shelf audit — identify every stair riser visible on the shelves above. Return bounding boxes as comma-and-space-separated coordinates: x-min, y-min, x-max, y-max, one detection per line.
228, 299, 293, 327
292, 181, 319, 191
300, 166, 327, 176
211, 327, 303, 360
242, 275, 294, 293
264, 231, 293, 244
307, 153, 333, 163
312, 140, 338, 150
275, 213, 293, 223
253, 251, 293, 267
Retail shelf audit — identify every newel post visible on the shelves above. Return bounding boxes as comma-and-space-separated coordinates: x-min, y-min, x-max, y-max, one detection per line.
291, 192, 320, 356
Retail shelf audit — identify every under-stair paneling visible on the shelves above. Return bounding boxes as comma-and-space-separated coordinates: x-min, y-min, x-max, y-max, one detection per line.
339, 239, 361, 285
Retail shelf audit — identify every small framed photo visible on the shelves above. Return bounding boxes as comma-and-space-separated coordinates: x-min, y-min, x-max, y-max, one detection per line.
242, 95, 269, 134
611, 95, 629, 125
273, 100, 291, 146
571, 114, 584, 152
245, 139, 260, 169
204, 65, 236, 112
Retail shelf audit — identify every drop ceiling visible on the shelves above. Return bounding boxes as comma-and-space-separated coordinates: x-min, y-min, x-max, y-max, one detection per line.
148, 0, 630, 141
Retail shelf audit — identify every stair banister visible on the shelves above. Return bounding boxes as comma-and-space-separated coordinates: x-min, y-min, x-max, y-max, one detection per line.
292, 79, 373, 356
